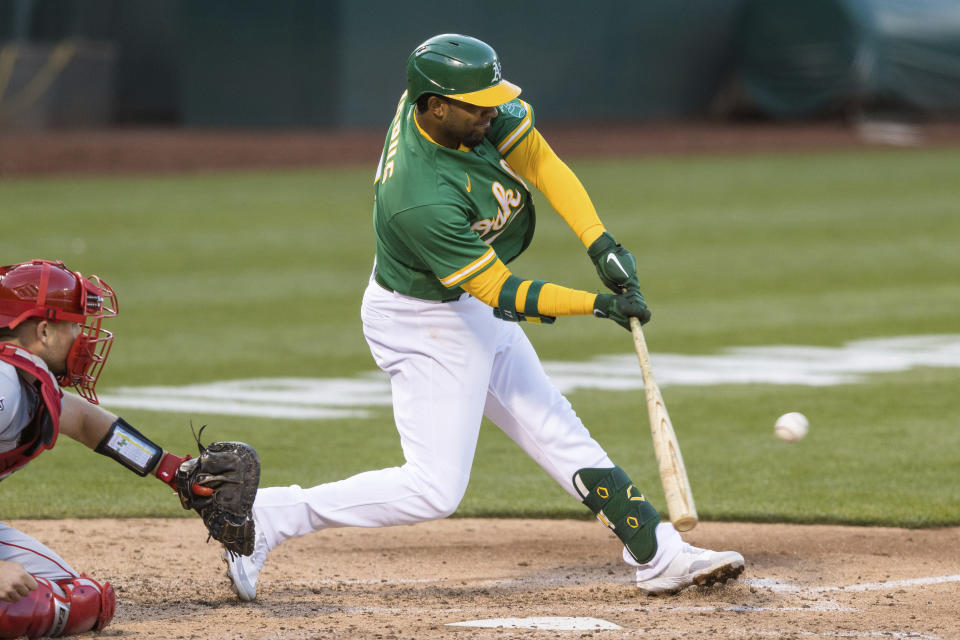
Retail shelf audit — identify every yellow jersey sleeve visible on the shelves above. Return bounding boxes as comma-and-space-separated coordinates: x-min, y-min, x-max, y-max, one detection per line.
461, 259, 597, 317
505, 128, 605, 248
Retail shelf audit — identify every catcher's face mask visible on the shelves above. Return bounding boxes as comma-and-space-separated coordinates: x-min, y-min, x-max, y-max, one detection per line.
0, 259, 118, 403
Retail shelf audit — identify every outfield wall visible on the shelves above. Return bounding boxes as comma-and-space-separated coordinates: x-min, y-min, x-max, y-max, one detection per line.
2, 0, 959, 130
0, 0, 746, 128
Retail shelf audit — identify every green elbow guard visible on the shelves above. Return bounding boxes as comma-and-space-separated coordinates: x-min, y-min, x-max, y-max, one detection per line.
573, 466, 660, 563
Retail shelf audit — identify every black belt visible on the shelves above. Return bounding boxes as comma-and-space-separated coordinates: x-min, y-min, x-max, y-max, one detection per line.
374, 270, 463, 303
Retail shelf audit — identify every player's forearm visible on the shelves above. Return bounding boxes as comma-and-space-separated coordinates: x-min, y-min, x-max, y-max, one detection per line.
460, 259, 597, 317
60, 393, 182, 484
535, 282, 597, 316
59, 392, 118, 449
506, 129, 605, 247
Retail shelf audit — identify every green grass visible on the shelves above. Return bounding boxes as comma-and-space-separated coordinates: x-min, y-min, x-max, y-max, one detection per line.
1, 147, 958, 526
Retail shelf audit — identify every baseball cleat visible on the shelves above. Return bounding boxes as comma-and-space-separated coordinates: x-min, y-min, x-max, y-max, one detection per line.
636, 544, 744, 596
223, 526, 267, 602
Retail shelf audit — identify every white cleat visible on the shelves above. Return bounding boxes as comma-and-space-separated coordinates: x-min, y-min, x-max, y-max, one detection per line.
223, 527, 268, 602
637, 544, 745, 596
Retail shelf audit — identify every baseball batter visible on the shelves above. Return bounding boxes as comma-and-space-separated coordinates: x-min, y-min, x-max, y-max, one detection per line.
0, 259, 256, 638
226, 34, 744, 600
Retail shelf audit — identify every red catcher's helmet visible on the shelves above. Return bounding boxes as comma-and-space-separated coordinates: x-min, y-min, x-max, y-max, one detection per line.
0, 259, 118, 403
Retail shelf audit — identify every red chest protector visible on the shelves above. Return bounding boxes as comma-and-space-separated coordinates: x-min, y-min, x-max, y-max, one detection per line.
0, 342, 62, 475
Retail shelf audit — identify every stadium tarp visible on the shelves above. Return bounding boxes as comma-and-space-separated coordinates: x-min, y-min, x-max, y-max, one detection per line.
735, 0, 960, 118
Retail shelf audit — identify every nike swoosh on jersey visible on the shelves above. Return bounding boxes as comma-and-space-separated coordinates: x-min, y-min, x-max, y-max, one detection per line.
465, 172, 472, 193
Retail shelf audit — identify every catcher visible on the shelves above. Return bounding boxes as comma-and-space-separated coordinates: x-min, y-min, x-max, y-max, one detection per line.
0, 259, 259, 638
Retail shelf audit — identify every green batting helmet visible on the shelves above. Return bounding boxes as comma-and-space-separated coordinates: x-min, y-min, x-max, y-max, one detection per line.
406, 34, 521, 107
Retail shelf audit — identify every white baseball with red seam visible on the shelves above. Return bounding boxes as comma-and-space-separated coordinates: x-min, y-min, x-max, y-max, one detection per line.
774, 412, 808, 442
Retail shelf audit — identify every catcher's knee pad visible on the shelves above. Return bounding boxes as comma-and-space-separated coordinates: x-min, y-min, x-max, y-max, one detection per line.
573, 466, 660, 564
0, 577, 62, 639
0, 575, 115, 639
55, 575, 116, 636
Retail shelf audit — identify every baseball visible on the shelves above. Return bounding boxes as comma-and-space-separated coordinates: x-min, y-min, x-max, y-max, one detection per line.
774, 412, 809, 442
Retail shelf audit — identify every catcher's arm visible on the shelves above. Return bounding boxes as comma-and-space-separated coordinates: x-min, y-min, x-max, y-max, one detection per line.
62, 396, 260, 555
61, 394, 199, 487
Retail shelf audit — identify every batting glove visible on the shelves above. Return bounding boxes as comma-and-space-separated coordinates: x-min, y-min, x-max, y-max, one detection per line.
594, 287, 651, 330
588, 232, 640, 293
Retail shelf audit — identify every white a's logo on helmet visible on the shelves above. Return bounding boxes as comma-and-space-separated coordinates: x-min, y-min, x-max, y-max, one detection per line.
492, 60, 502, 82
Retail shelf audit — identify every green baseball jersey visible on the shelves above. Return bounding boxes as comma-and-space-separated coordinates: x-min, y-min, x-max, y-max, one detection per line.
372, 94, 537, 301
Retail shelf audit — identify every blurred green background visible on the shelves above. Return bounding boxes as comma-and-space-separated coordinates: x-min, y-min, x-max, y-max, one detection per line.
1, 146, 958, 526
4, 0, 960, 128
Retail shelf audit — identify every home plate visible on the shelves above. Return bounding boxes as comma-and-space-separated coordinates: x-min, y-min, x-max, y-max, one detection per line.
447, 617, 622, 630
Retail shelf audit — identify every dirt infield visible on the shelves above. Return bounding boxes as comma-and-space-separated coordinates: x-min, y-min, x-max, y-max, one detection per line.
12, 518, 959, 639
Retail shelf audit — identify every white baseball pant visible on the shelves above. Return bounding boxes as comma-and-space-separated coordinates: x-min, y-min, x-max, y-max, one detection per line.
253, 277, 681, 572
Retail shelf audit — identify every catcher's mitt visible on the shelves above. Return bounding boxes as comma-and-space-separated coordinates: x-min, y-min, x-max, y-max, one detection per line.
175, 426, 260, 556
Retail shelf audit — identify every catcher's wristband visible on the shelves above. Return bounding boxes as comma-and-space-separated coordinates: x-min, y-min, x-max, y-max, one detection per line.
95, 418, 163, 476
159, 451, 214, 496
155, 451, 189, 488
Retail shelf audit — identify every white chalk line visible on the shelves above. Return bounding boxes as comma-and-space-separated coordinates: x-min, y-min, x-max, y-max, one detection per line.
291, 572, 960, 593
270, 573, 951, 637
664, 602, 857, 613
307, 577, 438, 585
758, 634, 940, 640
447, 616, 621, 631
610, 632, 940, 639
286, 572, 960, 598
744, 574, 960, 594
96, 334, 960, 420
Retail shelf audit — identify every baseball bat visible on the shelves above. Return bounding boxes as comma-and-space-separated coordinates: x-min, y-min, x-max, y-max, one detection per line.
629, 317, 698, 532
